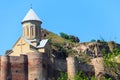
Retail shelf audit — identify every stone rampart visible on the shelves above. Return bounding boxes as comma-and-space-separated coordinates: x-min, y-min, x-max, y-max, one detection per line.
66, 57, 77, 80
9, 55, 27, 80
91, 57, 105, 79
27, 52, 48, 80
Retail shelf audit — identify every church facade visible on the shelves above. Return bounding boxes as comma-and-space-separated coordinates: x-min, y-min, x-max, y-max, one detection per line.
8, 8, 50, 56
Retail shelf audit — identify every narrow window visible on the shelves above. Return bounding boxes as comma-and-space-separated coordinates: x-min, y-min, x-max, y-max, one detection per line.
23, 27, 25, 36
36, 27, 38, 37
37, 27, 40, 37
27, 27, 29, 36
31, 26, 34, 36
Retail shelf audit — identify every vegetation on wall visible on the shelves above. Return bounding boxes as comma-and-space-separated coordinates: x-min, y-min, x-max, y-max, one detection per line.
57, 71, 113, 80
103, 47, 120, 80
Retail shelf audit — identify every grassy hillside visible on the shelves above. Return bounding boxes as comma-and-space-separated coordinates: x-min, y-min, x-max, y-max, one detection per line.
41, 29, 78, 58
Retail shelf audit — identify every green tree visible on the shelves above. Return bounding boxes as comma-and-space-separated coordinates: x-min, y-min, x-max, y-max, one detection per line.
60, 32, 80, 43
60, 32, 69, 39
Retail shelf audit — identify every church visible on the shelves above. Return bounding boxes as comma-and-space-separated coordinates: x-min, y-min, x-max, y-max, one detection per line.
0, 8, 52, 80
7, 8, 50, 56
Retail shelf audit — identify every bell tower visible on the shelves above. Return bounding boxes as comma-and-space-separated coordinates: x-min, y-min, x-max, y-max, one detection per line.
21, 8, 42, 41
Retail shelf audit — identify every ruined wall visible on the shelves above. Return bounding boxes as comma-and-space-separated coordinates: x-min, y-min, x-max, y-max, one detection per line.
54, 59, 67, 72
52, 57, 95, 80
66, 57, 77, 80
78, 63, 94, 74
91, 57, 105, 78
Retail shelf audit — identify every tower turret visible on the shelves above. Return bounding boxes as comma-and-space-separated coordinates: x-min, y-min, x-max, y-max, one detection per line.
21, 8, 42, 41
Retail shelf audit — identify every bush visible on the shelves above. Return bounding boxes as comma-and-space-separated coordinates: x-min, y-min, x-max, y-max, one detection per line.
57, 71, 67, 80
60, 32, 69, 40
91, 39, 96, 42
60, 32, 80, 43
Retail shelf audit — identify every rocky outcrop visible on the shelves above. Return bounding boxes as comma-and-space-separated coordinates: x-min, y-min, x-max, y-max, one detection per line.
73, 41, 120, 58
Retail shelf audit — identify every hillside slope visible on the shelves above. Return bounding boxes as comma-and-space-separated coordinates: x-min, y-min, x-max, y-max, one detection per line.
42, 29, 120, 79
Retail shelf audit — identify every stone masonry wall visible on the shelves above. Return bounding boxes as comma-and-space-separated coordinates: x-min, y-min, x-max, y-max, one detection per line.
9, 55, 28, 80
91, 57, 105, 79
27, 52, 48, 80
66, 57, 77, 80
0, 55, 28, 80
0, 52, 49, 80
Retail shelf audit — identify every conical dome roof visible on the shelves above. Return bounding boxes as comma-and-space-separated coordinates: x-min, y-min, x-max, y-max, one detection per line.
22, 8, 41, 23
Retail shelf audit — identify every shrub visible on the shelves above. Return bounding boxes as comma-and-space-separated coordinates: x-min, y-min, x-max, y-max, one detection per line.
60, 32, 69, 40
60, 32, 80, 43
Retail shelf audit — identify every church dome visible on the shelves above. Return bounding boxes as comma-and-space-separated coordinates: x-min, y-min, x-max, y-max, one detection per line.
22, 8, 41, 23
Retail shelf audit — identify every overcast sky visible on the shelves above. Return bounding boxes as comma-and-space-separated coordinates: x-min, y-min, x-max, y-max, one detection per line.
0, 0, 120, 55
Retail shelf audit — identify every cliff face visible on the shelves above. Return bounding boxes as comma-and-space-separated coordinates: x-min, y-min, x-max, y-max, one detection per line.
73, 41, 119, 57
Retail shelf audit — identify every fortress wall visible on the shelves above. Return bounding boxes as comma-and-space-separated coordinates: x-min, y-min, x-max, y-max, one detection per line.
9, 55, 27, 80
78, 63, 94, 75
91, 57, 105, 78
52, 59, 67, 79
47, 58, 53, 79
66, 57, 77, 80
42, 53, 48, 80
1, 56, 8, 80
27, 52, 48, 80
54, 59, 67, 72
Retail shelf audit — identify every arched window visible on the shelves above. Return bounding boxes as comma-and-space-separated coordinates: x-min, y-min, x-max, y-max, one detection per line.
38, 27, 40, 37
23, 27, 25, 36
31, 26, 34, 36
36, 26, 40, 37
36, 27, 38, 37
27, 27, 29, 36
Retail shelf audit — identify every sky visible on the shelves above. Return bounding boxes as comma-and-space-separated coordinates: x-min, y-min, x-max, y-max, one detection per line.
0, 0, 120, 55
